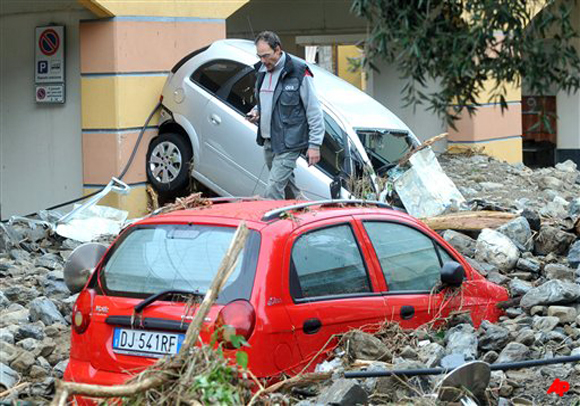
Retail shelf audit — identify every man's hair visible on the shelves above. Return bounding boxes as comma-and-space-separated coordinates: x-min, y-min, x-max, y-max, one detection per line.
254, 31, 282, 50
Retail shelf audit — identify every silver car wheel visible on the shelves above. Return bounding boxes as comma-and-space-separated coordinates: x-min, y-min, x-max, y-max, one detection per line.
149, 141, 182, 184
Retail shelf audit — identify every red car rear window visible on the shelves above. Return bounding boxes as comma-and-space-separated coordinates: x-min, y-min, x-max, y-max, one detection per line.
96, 224, 260, 304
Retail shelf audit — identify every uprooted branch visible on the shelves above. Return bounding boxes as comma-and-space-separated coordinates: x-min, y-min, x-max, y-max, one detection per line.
50, 222, 250, 405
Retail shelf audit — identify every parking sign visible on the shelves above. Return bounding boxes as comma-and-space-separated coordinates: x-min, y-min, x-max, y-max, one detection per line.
35, 26, 65, 83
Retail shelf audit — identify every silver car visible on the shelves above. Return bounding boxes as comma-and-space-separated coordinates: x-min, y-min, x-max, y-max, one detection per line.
148, 39, 420, 199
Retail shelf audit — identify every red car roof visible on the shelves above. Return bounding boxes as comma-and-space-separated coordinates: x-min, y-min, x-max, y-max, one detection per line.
135, 200, 413, 228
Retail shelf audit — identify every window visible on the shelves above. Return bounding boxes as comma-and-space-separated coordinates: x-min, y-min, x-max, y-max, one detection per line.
191, 60, 247, 94
100, 224, 260, 303
363, 222, 444, 292
291, 225, 370, 299
226, 71, 256, 115
356, 129, 413, 172
316, 113, 349, 177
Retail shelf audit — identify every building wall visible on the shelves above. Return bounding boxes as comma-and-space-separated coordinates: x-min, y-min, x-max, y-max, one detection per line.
0, 5, 93, 218
368, 60, 447, 150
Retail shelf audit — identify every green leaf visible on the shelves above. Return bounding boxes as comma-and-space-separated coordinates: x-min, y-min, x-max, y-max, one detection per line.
236, 351, 249, 369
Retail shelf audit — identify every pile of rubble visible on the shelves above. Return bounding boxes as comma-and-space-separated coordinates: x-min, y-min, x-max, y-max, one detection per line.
0, 223, 114, 402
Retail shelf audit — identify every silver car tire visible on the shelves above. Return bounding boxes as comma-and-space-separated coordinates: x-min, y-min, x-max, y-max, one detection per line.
146, 133, 192, 194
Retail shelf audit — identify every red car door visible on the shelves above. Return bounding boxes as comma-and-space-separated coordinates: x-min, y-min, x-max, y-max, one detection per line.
281, 217, 388, 371
354, 216, 454, 328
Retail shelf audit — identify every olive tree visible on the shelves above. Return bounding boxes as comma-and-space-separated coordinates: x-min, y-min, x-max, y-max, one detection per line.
351, 0, 580, 126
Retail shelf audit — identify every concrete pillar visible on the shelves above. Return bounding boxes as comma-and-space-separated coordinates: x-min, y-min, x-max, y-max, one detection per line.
78, 0, 247, 217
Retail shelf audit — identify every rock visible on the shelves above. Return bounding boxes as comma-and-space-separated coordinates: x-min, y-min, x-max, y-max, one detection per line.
478, 320, 510, 352
482, 351, 498, 364
509, 278, 533, 296
417, 342, 445, 368
544, 263, 575, 282
0, 362, 19, 390
535, 226, 575, 256
475, 228, 520, 271
316, 379, 368, 406
29, 365, 48, 379
42, 278, 70, 298
520, 280, 580, 309
569, 197, 580, 220
442, 230, 476, 257
497, 217, 533, 252
465, 257, 495, 276
0, 328, 14, 344
445, 324, 478, 361
487, 271, 510, 285
538, 176, 564, 191
515, 329, 535, 346
516, 258, 541, 273
17, 337, 40, 353
481, 182, 504, 191
568, 241, 580, 269
345, 331, 392, 362
35, 253, 63, 270
556, 159, 577, 172
495, 342, 529, 364
505, 307, 524, 318
540, 197, 569, 218
29, 297, 66, 326
547, 306, 577, 324
530, 306, 546, 316
399, 346, 418, 360
532, 316, 560, 332
10, 350, 35, 373
0, 308, 30, 328
3, 286, 40, 305
510, 271, 534, 281
52, 359, 68, 379
0, 342, 20, 365
15, 324, 45, 341
0, 290, 10, 309
521, 209, 541, 231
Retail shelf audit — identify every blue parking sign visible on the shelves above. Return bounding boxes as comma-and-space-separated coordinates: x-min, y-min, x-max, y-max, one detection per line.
38, 61, 48, 74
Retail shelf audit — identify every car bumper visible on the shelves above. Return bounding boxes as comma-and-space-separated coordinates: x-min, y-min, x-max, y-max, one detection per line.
64, 358, 132, 405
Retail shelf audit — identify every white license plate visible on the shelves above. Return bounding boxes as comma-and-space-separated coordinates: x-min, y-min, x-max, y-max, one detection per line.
112, 328, 185, 358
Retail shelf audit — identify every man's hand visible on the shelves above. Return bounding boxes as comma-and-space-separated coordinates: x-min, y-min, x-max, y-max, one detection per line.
246, 109, 259, 124
307, 147, 321, 166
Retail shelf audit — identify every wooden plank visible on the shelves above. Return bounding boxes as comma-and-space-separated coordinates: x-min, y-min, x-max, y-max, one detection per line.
421, 211, 516, 231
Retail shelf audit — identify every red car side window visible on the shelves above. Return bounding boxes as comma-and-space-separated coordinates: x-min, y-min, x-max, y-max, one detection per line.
290, 224, 371, 299
363, 221, 444, 292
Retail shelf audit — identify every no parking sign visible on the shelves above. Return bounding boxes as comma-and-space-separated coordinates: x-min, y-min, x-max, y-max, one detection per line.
35, 25, 65, 103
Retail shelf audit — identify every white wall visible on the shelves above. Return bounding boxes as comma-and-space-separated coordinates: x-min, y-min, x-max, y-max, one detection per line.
368, 60, 447, 150
0, 4, 93, 218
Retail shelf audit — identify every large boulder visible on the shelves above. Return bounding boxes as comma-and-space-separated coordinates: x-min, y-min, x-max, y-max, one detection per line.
442, 230, 476, 257
478, 320, 510, 352
344, 331, 392, 362
316, 379, 368, 406
445, 324, 478, 361
568, 240, 580, 269
535, 226, 575, 256
520, 280, 580, 309
495, 342, 529, 364
29, 297, 66, 326
475, 228, 520, 271
497, 217, 533, 252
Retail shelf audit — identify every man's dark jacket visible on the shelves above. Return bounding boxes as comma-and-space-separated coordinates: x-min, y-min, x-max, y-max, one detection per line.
254, 54, 312, 154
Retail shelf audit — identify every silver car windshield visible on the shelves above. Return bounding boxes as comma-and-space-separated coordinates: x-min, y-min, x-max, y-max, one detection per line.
100, 224, 260, 303
356, 129, 414, 169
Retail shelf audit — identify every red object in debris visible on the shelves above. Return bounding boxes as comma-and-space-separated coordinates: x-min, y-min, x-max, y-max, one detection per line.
64, 200, 508, 396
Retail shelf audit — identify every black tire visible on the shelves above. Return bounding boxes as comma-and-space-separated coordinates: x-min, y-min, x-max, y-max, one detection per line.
146, 133, 193, 194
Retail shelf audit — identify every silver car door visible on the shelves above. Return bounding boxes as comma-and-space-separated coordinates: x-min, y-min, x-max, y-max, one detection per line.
198, 67, 267, 196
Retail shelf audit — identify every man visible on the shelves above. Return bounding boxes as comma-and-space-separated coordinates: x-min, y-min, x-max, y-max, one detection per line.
247, 31, 325, 200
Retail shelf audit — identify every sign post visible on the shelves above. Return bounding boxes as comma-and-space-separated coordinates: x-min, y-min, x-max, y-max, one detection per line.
35, 25, 65, 103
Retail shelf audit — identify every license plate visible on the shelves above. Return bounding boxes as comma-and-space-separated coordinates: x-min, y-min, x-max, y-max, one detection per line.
112, 328, 185, 358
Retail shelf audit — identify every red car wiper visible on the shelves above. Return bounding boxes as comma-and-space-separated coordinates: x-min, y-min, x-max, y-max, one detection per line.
134, 289, 204, 313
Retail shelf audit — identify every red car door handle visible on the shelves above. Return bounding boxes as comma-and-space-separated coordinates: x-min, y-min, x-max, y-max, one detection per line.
400, 306, 415, 320
303, 318, 322, 334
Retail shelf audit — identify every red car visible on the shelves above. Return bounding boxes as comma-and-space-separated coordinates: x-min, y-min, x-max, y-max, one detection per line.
64, 199, 508, 388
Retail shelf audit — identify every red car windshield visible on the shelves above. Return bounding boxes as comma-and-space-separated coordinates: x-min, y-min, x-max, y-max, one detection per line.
97, 224, 260, 304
